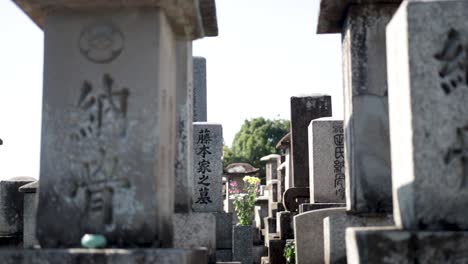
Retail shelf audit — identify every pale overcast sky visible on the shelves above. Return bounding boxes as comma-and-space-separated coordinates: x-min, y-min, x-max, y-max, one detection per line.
0, 0, 342, 180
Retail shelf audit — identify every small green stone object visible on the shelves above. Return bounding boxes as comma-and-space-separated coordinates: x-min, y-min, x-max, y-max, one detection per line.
81, 234, 107, 248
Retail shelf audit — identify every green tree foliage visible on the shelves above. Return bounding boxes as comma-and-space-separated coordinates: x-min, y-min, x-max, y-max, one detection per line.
223, 117, 290, 180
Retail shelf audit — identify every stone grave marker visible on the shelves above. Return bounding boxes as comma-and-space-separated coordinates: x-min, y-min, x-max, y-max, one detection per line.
309, 118, 345, 203
290, 95, 332, 187
192, 122, 223, 212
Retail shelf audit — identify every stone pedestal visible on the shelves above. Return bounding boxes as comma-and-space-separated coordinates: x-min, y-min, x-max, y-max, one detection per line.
0, 248, 208, 264
268, 240, 286, 264
347, 228, 468, 263
293, 208, 345, 264
323, 214, 393, 264
276, 212, 293, 240
299, 203, 344, 214
232, 226, 253, 264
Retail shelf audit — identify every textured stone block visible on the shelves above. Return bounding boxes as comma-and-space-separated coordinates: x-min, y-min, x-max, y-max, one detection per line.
309, 118, 345, 203
343, 3, 398, 214
290, 95, 332, 187
347, 228, 468, 264
0, 248, 208, 264
193, 57, 207, 122
323, 214, 393, 264
294, 208, 345, 264
18, 181, 38, 248
387, 0, 468, 230
216, 213, 233, 249
175, 41, 194, 213
233, 226, 253, 264
173, 213, 216, 257
268, 240, 286, 264
36, 9, 178, 247
192, 123, 223, 212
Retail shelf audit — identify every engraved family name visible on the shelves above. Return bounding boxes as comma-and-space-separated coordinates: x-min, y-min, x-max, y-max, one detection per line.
192, 123, 223, 212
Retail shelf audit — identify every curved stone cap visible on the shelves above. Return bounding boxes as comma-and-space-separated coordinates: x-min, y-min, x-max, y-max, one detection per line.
260, 154, 281, 162
317, 0, 402, 34
12, 0, 218, 39
224, 163, 259, 175
19, 181, 38, 193
3, 176, 36, 182
275, 132, 291, 150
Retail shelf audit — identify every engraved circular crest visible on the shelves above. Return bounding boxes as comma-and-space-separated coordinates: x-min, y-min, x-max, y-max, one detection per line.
79, 24, 124, 64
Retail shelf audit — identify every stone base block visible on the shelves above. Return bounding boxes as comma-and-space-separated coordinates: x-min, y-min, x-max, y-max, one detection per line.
268, 240, 286, 264
294, 207, 345, 264
299, 203, 345, 213
324, 214, 393, 264
347, 227, 468, 263
0, 235, 21, 248
253, 245, 267, 264
174, 213, 216, 258
0, 248, 208, 264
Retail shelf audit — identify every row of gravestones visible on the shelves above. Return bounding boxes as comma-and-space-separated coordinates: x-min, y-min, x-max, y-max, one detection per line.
0, 1, 246, 263
256, 0, 468, 263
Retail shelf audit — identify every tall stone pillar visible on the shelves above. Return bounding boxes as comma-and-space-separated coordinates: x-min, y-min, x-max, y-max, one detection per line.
315, 1, 400, 262
193, 57, 207, 122
348, 1, 468, 262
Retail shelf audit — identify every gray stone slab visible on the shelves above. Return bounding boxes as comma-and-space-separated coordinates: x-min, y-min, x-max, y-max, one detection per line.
13, 0, 215, 40
175, 41, 194, 213
193, 57, 207, 122
253, 245, 268, 264
0, 248, 208, 264
216, 213, 233, 249
299, 203, 345, 214
343, 3, 398, 214
192, 123, 223, 212
19, 181, 39, 248
347, 228, 468, 264
293, 207, 345, 264
233, 225, 253, 264
36, 9, 178, 247
173, 213, 216, 257
316, 0, 402, 34
0, 177, 35, 238
261, 154, 281, 182
290, 95, 332, 187
323, 214, 393, 264
309, 118, 345, 203
387, 0, 468, 230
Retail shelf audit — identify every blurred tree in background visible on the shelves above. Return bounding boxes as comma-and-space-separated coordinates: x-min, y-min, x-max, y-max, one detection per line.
223, 117, 289, 181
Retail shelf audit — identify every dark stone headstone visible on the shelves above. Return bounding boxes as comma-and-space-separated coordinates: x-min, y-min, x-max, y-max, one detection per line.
290, 95, 332, 187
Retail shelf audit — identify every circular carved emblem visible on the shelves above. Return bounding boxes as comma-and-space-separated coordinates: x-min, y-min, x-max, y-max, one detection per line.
79, 24, 124, 64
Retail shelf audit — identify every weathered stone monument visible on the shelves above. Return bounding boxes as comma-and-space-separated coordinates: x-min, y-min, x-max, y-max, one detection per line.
312, 1, 399, 262
348, 0, 468, 262
3, 0, 218, 262
18, 181, 39, 248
